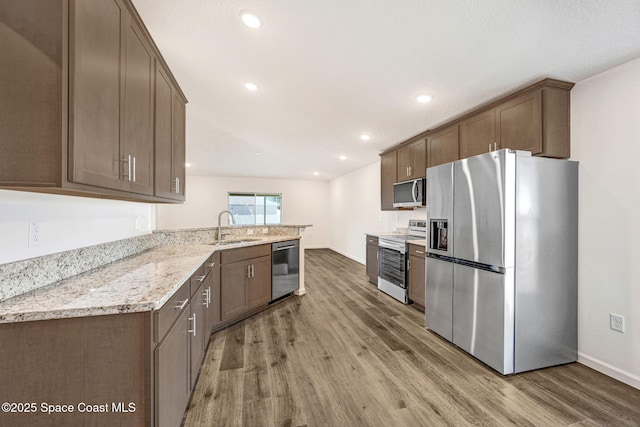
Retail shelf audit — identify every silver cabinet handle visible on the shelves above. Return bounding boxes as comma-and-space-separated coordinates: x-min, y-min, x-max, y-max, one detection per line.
172, 177, 180, 193
132, 156, 136, 182
195, 275, 206, 283
121, 156, 131, 180
247, 265, 251, 278
494, 142, 497, 151
188, 313, 196, 336
409, 166, 412, 176
174, 299, 188, 310
416, 250, 424, 254
202, 287, 210, 307
206, 262, 215, 267
488, 144, 492, 152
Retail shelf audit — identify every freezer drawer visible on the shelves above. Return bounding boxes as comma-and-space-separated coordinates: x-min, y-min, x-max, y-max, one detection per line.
425, 257, 453, 342
452, 263, 515, 374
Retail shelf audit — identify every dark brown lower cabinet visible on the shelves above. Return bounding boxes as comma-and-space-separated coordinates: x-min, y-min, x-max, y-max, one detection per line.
408, 244, 426, 309
189, 281, 207, 387
365, 235, 379, 284
247, 255, 271, 309
220, 245, 271, 324
0, 313, 151, 426
156, 308, 190, 427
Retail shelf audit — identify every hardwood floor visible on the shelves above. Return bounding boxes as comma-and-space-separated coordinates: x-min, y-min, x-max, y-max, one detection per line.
184, 249, 640, 427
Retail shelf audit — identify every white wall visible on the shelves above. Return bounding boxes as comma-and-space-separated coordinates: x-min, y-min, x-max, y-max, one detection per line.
328, 162, 425, 264
0, 190, 154, 264
571, 57, 640, 388
155, 175, 330, 249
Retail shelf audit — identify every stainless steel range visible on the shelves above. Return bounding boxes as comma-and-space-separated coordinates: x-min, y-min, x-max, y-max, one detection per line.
377, 219, 426, 304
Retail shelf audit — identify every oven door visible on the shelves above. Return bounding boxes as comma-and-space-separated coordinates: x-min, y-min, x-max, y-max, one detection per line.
378, 245, 407, 289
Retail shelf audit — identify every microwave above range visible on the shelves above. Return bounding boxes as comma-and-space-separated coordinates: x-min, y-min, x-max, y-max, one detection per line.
393, 177, 425, 208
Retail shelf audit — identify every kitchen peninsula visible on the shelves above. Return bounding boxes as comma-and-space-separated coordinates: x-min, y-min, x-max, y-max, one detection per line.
0, 225, 309, 427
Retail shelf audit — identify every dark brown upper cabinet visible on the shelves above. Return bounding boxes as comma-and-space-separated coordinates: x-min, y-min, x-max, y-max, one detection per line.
397, 139, 426, 181
459, 109, 497, 159
380, 151, 397, 211
154, 63, 187, 201
380, 79, 573, 207
0, 0, 187, 203
426, 125, 459, 169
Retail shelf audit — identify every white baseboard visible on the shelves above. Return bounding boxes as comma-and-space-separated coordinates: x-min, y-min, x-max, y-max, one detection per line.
578, 352, 640, 390
326, 247, 365, 265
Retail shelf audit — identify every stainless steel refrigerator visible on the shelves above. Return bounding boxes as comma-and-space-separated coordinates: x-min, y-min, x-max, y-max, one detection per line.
425, 149, 578, 375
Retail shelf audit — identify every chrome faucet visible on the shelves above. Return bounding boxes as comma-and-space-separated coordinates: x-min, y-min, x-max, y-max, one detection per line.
217, 210, 236, 245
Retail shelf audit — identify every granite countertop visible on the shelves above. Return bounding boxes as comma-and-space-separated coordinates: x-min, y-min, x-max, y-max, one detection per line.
0, 236, 299, 324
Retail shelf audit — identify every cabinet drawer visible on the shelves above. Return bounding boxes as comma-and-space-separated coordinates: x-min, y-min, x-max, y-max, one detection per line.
221, 244, 271, 264
408, 244, 426, 257
155, 281, 190, 342
366, 235, 378, 246
190, 264, 206, 296
203, 252, 219, 275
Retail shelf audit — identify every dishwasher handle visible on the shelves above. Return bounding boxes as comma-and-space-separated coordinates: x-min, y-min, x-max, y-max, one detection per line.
273, 244, 297, 251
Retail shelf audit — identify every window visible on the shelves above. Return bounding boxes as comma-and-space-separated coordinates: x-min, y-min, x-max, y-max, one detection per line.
228, 193, 282, 225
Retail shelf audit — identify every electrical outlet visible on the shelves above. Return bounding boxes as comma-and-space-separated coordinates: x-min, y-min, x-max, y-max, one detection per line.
610, 313, 625, 333
378, 215, 384, 222
29, 221, 42, 247
247, 229, 254, 235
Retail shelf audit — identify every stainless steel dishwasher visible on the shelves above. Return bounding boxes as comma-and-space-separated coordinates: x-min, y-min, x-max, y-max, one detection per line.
271, 240, 300, 300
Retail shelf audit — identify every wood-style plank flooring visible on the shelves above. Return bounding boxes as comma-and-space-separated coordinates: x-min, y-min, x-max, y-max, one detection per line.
184, 249, 640, 426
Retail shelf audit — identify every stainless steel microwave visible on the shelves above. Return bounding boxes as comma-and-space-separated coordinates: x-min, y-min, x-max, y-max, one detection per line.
393, 178, 426, 208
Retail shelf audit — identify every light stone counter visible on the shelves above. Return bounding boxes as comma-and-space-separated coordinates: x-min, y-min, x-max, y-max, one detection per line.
409, 239, 427, 247
0, 236, 300, 324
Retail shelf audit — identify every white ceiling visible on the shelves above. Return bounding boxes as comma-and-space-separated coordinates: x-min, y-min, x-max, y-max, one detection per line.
132, 0, 640, 181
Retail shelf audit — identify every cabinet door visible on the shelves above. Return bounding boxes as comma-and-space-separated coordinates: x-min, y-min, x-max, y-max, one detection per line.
380, 151, 396, 211
408, 254, 425, 308
190, 282, 207, 388
497, 90, 542, 154
427, 125, 459, 168
365, 238, 378, 284
410, 139, 426, 179
460, 109, 496, 159
247, 256, 271, 310
121, 14, 154, 195
209, 252, 222, 330
172, 93, 187, 200
68, 0, 124, 190
397, 145, 412, 181
154, 64, 175, 199
220, 261, 249, 322
155, 308, 190, 427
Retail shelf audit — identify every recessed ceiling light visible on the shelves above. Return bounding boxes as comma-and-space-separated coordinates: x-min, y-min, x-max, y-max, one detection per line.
185, 163, 191, 168
339, 155, 347, 161
360, 134, 371, 141
254, 152, 261, 155
313, 172, 320, 176
244, 82, 258, 91
416, 94, 432, 104
241, 11, 262, 28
